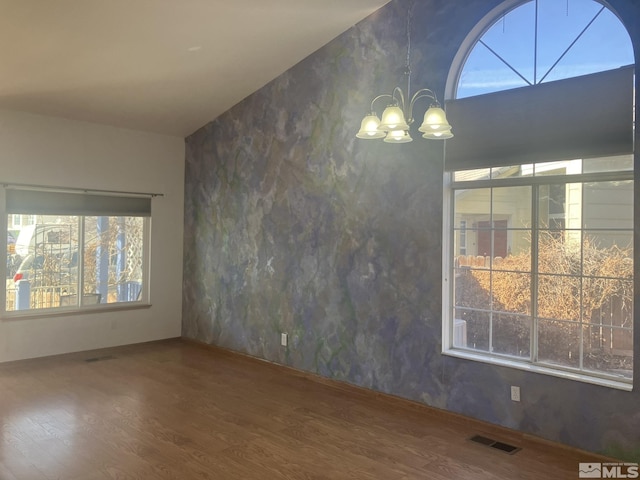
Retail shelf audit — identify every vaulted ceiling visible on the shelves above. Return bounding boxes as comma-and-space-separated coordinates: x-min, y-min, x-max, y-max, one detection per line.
0, 0, 389, 137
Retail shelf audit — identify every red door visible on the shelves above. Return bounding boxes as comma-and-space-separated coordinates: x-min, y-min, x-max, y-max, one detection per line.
477, 220, 508, 258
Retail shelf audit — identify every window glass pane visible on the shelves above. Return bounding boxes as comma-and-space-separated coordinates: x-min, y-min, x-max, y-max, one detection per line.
455, 309, 490, 352
491, 272, 531, 315
537, 230, 582, 275
583, 278, 633, 325
492, 186, 531, 229
583, 231, 633, 279
83, 216, 145, 304
6, 218, 79, 311
457, 2, 534, 98
481, 1, 535, 82
583, 277, 633, 378
583, 278, 634, 376
491, 165, 533, 179
583, 155, 633, 174
539, 4, 635, 83
537, 274, 581, 322
583, 181, 633, 229
456, 43, 531, 98
454, 168, 491, 182
538, 318, 580, 368
493, 230, 530, 272
538, 183, 577, 230
452, 314, 470, 349
454, 268, 490, 310
582, 276, 633, 377
488, 186, 531, 265
534, 159, 582, 176
453, 229, 468, 257
453, 188, 490, 229
537, 0, 606, 81
584, 325, 633, 379
492, 312, 530, 358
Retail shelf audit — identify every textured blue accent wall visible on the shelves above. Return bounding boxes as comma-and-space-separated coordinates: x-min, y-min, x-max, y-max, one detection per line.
183, 0, 640, 461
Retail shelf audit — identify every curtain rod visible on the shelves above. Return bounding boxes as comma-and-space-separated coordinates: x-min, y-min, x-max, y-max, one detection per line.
2, 182, 164, 198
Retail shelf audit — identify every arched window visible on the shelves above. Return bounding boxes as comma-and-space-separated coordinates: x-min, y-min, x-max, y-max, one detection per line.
454, 0, 634, 98
442, 0, 635, 389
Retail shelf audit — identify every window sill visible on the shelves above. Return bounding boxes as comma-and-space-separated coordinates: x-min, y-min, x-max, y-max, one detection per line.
1, 302, 151, 321
443, 348, 633, 392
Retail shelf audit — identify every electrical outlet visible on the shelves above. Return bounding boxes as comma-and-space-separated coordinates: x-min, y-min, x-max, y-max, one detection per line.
510, 385, 521, 402
280, 333, 288, 347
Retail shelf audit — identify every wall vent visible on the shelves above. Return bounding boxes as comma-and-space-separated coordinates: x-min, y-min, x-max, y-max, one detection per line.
469, 435, 521, 454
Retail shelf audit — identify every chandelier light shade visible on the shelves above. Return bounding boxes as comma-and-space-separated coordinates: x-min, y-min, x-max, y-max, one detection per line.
384, 129, 412, 143
422, 128, 454, 140
379, 105, 410, 131
356, 114, 386, 139
355, 1, 453, 144
419, 106, 453, 139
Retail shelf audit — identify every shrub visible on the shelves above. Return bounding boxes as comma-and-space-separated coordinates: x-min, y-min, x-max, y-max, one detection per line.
456, 232, 633, 373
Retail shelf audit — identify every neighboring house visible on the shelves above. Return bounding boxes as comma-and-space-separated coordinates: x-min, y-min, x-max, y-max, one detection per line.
453, 158, 633, 261
7, 213, 36, 236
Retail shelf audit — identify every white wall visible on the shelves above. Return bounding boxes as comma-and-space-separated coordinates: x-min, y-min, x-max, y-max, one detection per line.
0, 109, 185, 362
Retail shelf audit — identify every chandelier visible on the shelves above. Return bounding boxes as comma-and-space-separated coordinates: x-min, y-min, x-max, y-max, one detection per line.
356, 2, 453, 143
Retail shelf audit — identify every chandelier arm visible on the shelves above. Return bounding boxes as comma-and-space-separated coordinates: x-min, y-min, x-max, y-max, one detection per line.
407, 89, 440, 123
392, 86, 407, 112
369, 94, 395, 113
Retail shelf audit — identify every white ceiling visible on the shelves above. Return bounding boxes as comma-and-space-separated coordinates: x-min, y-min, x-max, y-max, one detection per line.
0, 0, 389, 137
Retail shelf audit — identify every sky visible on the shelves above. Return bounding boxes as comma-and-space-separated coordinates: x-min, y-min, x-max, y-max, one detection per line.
457, 0, 635, 98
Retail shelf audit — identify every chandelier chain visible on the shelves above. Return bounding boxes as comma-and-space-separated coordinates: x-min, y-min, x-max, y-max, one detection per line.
406, 0, 413, 69
405, 0, 415, 96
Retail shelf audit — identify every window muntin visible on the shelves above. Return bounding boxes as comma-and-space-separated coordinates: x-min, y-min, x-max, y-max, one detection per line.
448, 157, 633, 384
4, 188, 150, 313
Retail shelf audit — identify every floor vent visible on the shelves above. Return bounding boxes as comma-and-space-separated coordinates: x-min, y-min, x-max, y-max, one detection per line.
469, 435, 521, 455
84, 355, 116, 363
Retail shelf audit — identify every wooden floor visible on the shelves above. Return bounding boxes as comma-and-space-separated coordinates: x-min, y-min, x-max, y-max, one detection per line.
0, 339, 612, 480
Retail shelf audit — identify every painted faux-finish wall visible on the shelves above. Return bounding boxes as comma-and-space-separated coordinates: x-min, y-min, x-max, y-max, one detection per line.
183, 0, 640, 460
0, 109, 185, 362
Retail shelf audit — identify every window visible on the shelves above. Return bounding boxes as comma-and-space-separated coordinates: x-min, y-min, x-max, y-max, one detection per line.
447, 158, 633, 386
443, 0, 634, 388
4, 188, 150, 312
459, 220, 467, 255
456, 0, 634, 98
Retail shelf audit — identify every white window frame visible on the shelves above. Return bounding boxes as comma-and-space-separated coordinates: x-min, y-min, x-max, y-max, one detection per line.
442, 163, 634, 391
0, 186, 153, 317
442, 0, 635, 392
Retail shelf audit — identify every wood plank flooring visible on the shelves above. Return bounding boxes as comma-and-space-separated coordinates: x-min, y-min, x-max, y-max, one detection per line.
0, 339, 613, 479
